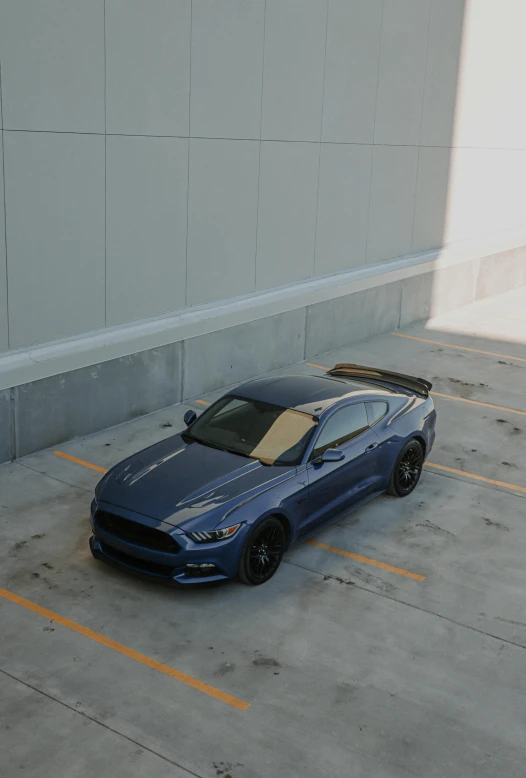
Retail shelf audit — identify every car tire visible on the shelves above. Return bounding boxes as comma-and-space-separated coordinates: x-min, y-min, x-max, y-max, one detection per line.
238, 517, 286, 586
387, 439, 424, 497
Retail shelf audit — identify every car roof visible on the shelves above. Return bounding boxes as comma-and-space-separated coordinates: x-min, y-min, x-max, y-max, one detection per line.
234, 374, 392, 416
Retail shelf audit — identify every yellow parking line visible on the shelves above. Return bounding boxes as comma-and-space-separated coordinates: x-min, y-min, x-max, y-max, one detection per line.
53, 451, 108, 473
306, 540, 426, 581
0, 587, 250, 711
391, 331, 526, 363
195, 399, 211, 406
306, 362, 330, 371
426, 462, 526, 494
431, 392, 526, 416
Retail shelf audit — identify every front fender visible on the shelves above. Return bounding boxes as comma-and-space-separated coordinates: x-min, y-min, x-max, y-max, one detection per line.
220, 469, 301, 533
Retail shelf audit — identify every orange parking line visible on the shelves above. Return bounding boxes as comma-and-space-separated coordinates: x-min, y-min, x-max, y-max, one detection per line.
306, 540, 426, 581
431, 392, 526, 416
305, 362, 330, 371
391, 331, 526, 363
426, 462, 526, 493
0, 587, 250, 711
195, 399, 211, 406
53, 451, 108, 473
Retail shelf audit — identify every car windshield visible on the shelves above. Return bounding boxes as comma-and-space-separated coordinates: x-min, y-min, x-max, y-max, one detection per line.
184, 395, 318, 466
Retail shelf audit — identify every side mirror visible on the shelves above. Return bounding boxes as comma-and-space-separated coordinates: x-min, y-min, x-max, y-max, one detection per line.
320, 448, 345, 463
183, 409, 197, 427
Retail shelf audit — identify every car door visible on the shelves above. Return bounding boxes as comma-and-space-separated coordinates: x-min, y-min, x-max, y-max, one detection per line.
300, 402, 382, 535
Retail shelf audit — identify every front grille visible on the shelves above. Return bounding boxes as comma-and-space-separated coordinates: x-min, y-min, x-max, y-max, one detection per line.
99, 542, 175, 577
95, 511, 180, 553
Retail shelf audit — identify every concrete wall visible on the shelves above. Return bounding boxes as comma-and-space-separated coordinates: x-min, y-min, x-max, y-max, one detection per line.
0, 0, 526, 459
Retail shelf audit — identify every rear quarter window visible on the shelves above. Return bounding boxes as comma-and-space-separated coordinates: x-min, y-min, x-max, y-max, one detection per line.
366, 401, 388, 426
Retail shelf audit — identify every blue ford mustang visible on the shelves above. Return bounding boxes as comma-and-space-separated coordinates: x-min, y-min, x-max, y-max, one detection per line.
90, 364, 436, 586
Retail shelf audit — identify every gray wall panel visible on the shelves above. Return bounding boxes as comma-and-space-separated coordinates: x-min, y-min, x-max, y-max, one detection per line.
106, 135, 189, 326
412, 147, 451, 253
187, 139, 259, 306
400, 273, 434, 328
374, 0, 431, 145
183, 309, 306, 398
305, 282, 402, 357
476, 248, 526, 300
105, 0, 191, 136
15, 343, 182, 457
256, 142, 319, 289
261, 0, 327, 141
0, 133, 7, 351
400, 261, 477, 326
190, 0, 265, 139
315, 144, 373, 275
420, 0, 467, 147
366, 146, 419, 264
0, 0, 104, 132
0, 389, 13, 464
4, 132, 105, 349
322, 0, 383, 144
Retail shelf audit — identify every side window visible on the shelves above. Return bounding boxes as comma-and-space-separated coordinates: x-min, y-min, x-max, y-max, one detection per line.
366, 401, 388, 426
311, 403, 369, 459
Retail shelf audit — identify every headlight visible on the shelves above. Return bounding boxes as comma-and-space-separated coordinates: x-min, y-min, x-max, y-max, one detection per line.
187, 523, 242, 543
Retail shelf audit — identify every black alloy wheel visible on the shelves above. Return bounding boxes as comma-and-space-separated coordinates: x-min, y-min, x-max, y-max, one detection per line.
388, 440, 424, 497
238, 517, 286, 585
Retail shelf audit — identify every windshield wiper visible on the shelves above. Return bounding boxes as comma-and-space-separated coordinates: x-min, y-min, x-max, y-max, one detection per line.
184, 433, 251, 459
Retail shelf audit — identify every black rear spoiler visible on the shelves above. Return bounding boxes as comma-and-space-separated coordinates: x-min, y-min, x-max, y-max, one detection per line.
327, 363, 432, 397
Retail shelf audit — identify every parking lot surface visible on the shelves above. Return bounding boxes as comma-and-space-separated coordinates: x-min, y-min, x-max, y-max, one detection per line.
1, 286, 526, 778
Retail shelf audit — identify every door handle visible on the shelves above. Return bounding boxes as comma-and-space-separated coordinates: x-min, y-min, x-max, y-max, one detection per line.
365, 442, 378, 453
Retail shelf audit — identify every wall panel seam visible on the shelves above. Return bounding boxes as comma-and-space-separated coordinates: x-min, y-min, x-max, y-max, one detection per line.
410, 0, 433, 251
254, 0, 267, 289
312, 0, 330, 278
364, 0, 385, 263
103, 0, 107, 326
184, 1, 193, 307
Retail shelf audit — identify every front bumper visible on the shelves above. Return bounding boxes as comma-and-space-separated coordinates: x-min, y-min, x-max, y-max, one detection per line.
89, 501, 246, 585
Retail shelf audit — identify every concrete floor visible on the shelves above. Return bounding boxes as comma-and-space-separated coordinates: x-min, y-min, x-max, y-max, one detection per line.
1, 286, 526, 778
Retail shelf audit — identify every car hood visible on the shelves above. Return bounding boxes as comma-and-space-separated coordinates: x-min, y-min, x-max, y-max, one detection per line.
97, 434, 294, 527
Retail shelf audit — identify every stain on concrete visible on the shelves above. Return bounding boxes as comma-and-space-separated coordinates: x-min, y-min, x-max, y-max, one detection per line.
447, 377, 481, 388
213, 762, 243, 778
214, 662, 235, 677
347, 566, 397, 596
501, 461, 516, 468
481, 517, 510, 532
415, 520, 455, 537
253, 657, 280, 667
494, 616, 526, 628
